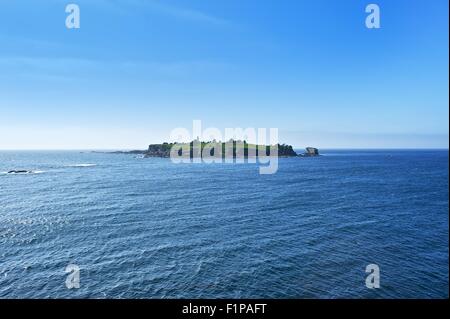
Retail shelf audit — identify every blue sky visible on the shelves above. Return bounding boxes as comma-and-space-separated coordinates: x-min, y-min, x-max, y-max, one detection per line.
0, 0, 448, 149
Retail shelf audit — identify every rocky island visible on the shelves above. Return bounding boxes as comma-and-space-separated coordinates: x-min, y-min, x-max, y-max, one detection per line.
144, 140, 298, 158
299, 147, 320, 157
109, 141, 319, 159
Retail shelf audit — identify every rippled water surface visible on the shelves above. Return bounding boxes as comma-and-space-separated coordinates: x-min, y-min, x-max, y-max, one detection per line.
0, 150, 448, 298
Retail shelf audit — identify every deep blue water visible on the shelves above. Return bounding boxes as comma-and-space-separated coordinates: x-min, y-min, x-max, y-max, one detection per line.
0, 150, 448, 298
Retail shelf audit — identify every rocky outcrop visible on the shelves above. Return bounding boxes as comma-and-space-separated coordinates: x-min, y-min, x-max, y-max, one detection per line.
145, 143, 172, 158
299, 147, 320, 157
277, 144, 298, 157
8, 170, 32, 174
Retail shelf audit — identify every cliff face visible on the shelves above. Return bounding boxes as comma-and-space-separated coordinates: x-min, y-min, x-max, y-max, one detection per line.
144, 141, 298, 158
278, 144, 298, 157
145, 143, 172, 158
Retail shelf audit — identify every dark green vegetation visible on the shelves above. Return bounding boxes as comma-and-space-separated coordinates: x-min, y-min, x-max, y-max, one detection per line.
144, 140, 298, 158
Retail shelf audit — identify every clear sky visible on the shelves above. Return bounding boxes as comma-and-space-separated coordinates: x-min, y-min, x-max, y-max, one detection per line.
0, 0, 448, 149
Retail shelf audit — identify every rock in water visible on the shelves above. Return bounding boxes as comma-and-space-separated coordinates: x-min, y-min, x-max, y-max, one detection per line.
300, 147, 320, 157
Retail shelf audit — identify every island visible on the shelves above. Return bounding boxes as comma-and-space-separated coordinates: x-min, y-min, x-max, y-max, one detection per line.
141, 141, 297, 158
108, 141, 321, 159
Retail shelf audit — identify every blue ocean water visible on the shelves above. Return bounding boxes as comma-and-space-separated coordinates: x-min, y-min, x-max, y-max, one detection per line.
0, 150, 448, 298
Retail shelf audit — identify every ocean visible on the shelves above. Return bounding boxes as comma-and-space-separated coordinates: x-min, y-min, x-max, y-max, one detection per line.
0, 150, 448, 298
